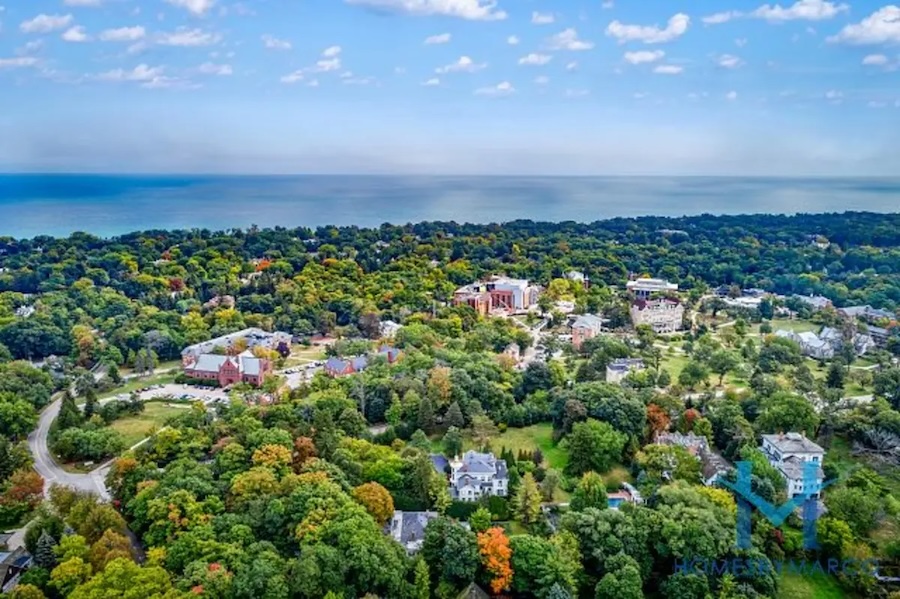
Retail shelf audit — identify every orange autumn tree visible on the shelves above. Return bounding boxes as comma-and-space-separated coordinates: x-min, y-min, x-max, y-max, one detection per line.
646, 404, 671, 440
477, 527, 513, 594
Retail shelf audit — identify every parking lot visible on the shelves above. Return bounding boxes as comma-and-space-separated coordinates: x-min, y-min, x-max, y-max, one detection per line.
280, 361, 324, 389
105, 383, 230, 405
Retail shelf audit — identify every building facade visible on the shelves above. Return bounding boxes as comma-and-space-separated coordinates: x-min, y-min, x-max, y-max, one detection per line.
761, 433, 825, 499
571, 314, 606, 350
183, 352, 272, 387
606, 358, 646, 384
630, 299, 684, 334
182, 327, 291, 359
453, 276, 540, 314
449, 451, 509, 501
626, 277, 678, 300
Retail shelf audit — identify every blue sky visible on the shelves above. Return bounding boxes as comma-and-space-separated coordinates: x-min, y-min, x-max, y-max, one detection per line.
1, 0, 899, 175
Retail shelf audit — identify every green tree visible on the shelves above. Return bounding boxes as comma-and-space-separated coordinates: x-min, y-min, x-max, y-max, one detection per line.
826, 362, 846, 389
708, 350, 738, 386
49, 557, 92, 597
570, 472, 608, 512
469, 507, 492, 533
873, 367, 900, 409
422, 517, 479, 591
540, 469, 561, 502
418, 396, 435, 433
566, 419, 626, 476
443, 427, 463, 458
67, 558, 179, 599
34, 531, 59, 570
816, 517, 853, 558
445, 402, 465, 428
57, 391, 84, 431
595, 554, 643, 599
825, 487, 881, 537
514, 472, 542, 525
755, 392, 820, 438
413, 558, 431, 599
0, 393, 38, 440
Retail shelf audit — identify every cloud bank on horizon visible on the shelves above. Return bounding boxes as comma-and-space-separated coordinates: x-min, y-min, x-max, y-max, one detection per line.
1, 0, 899, 175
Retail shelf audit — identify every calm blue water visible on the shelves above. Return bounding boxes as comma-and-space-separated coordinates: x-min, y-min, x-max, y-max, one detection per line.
0, 174, 898, 238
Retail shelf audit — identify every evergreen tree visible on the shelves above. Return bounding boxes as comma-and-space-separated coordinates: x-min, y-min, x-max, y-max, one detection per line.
547, 583, 572, 599
443, 427, 463, 457
84, 387, 98, 420
513, 472, 542, 525
107, 363, 122, 385
57, 391, 83, 431
445, 401, 465, 428
418, 396, 435, 433
413, 558, 431, 599
826, 361, 846, 389
33, 531, 58, 571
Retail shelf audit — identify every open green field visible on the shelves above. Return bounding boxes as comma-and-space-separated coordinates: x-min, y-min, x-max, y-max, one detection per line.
119, 359, 182, 377
489, 424, 569, 471
109, 401, 190, 447
283, 346, 327, 368
768, 319, 822, 335
777, 571, 846, 599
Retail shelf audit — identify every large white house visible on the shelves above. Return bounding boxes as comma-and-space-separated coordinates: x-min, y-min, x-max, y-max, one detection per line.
630, 298, 684, 334
449, 451, 509, 501
761, 433, 825, 499
627, 277, 678, 300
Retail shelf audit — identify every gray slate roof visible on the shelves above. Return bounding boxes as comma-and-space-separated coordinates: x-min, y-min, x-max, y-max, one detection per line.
763, 433, 824, 455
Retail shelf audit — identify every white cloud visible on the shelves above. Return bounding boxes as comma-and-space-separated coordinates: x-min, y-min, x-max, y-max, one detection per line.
165, 0, 216, 16
312, 57, 341, 72
623, 49, 664, 64
344, 0, 507, 21
653, 64, 683, 74
322, 45, 342, 58
534, 75, 549, 84
532, 11, 554, 24
735, 37, 748, 47
425, 33, 451, 44
862, 53, 888, 65
546, 28, 594, 50
602, 1, 614, 9
606, 13, 690, 44
97, 63, 164, 82
157, 28, 221, 46
64, 0, 102, 5
99, 26, 145, 41
825, 89, 843, 100
280, 70, 305, 84
827, 6, 900, 45
717, 54, 743, 68
16, 40, 45, 55
20, 13, 73, 33
752, 0, 847, 22
565, 61, 578, 71
0, 56, 39, 68
141, 75, 197, 90
343, 76, 376, 85
868, 100, 888, 108
726, 90, 738, 100
634, 92, 648, 99
198, 62, 232, 75
422, 77, 440, 86
565, 88, 589, 97
518, 53, 552, 65
262, 34, 291, 50
702, 11, 740, 24
475, 80, 515, 96
436, 55, 486, 73
306, 79, 319, 87
507, 35, 519, 45
394, 66, 406, 74
62, 25, 91, 42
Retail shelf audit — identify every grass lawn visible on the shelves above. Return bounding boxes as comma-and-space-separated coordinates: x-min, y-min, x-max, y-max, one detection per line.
95, 371, 177, 402
777, 571, 847, 599
771, 319, 821, 335
283, 346, 327, 368
490, 424, 569, 471
120, 359, 182, 377
109, 401, 191, 447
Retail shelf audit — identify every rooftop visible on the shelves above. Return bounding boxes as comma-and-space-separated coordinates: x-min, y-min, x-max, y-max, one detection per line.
626, 278, 678, 292
762, 432, 824, 455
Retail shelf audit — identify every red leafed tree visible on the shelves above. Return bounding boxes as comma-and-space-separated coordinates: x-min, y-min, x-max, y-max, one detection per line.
477, 527, 513, 594
255, 258, 273, 272
646, 404, 671, 439
1, 469, 44, 509
679, 408, 701, 433
168, 277, 185, 292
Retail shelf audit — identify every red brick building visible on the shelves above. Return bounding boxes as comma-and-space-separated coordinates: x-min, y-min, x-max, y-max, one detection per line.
183, 352, 272, 387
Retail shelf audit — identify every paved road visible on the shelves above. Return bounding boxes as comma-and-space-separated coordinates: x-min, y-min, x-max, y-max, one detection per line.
27, 396, 111, 500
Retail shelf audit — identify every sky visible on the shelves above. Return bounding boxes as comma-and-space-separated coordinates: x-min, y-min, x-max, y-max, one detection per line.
1, 0, 899, 176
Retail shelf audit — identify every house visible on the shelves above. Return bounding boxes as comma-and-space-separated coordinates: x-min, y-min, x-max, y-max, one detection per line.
655, 432, 731, 486
182, 327, 292, 359
0, 548, 32, 593
387, 511, 439, 555
183, 351, 272, 387
457, 583, 491, 599
449, 451, 509, 501
430, 454, 450, 475
378, 345, 402, 363
761, 432, 825, 499
379, 320, 403, 339
606, 358, 645, 384
838, 305, 895, 323
14, 306, 34, 318
571, 314, 607, 350
775, 330, 834, 360
793, 295, 832, 311
324, 356, 369, 377
565, 270, 589, 289
630, 298, 684, 334
869, 326, 892, 348
626, 277, 678, 300
820, 326, 875, 356
608, 482, 643, 509
453, 276, 541, 314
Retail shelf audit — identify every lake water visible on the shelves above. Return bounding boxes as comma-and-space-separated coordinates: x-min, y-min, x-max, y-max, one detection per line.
1, 174, 898, 238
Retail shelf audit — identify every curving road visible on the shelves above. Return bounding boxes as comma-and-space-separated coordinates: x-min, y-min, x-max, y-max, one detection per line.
27, 396, 111, 500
